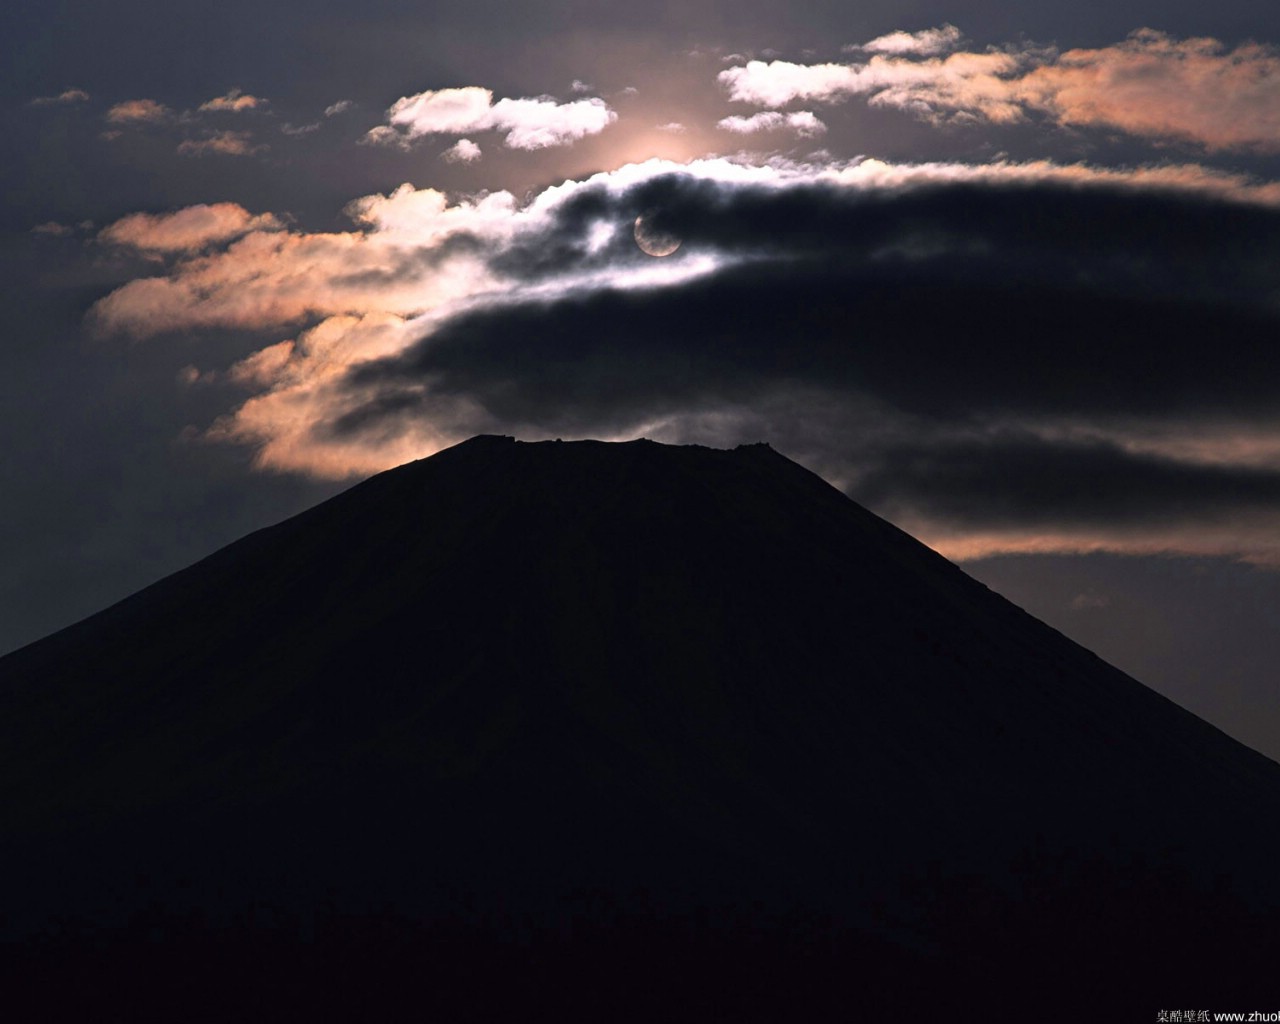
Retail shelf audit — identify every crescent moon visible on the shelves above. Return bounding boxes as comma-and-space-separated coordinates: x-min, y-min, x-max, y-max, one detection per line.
633, 214, 681, 258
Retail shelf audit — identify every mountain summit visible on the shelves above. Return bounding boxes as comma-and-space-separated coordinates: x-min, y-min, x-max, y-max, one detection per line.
4, 435, 1279, 1019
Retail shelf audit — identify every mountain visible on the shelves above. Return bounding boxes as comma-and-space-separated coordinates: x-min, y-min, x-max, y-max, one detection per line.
3, 435, 1279, 1020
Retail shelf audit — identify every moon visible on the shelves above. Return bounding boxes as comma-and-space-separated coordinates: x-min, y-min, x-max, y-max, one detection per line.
633, 214, 681, 257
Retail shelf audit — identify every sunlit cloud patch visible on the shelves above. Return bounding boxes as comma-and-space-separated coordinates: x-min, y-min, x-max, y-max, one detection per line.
365, 85, 617, 151
722, 29, 1280, 150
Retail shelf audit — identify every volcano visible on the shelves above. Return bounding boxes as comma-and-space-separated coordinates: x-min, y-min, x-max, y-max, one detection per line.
3, 435, 1279, 1020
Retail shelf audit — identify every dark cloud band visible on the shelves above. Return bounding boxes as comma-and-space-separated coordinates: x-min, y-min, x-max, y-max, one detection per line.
330, 172, 1280, 552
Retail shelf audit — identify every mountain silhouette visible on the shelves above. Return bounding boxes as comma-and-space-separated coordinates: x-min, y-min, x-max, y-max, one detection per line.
3, 435, 1279, 1020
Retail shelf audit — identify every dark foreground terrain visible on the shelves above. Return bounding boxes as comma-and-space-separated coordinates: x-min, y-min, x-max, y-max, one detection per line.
3, 436, 1278, 1020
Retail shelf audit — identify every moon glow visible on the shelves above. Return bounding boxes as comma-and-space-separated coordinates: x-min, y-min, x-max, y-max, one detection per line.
633, 214, 681, 257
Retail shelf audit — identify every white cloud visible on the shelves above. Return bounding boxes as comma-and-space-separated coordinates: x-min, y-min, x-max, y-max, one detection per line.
325, 100, 355, 117
857, 25, 963, 57
719, 52, 1025, 123
717, 111, 827, 136
441, 138, 481, 162
360, 125, 407, 149
367, 85, 616, 150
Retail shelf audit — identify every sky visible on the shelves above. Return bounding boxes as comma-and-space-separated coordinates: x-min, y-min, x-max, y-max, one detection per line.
5, 1, 1280, 758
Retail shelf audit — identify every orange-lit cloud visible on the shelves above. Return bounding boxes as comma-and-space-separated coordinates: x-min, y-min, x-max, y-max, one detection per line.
177, 130, 260, 157
366, 85, 617, 150
106, 98, 172, 124
92, 184, 522, 338
911, 519, 1280, 568
721, 29, 1280, 150
98, 203, 283, 252
1016, 31, 1280, 150
198, 88, 266, 113
31, 88, 90, 106
206, 313, 471, 477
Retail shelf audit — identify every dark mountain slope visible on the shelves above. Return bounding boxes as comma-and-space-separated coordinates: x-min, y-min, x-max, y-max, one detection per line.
3, 436, 1278, 1019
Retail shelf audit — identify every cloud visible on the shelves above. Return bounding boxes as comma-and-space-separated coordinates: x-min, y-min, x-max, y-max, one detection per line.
282, 122, 321, 136
1016, 31, 1280, 151
853, 431, 1280, 564
31, 222, 74, 237
31, 88, 90, 106
655, 122, 687, 133
717, 111, 826, 136
198, 88, 266, 113
366, 85, 617, 150
98, 203, 284, 253
718, 52, 1027, 123
177, 130, 260, 157
856, 25, 963, 57
441, 138, 481, 162
88, 157, 1280, 565
324, 100, 355, 117
90, 182, 524, 339
720, 29, 1280, 150
106, 99, 172, 124
204, 313, 461, 477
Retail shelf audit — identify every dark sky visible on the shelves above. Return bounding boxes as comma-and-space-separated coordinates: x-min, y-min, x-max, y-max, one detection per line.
5, 1, 1280, 758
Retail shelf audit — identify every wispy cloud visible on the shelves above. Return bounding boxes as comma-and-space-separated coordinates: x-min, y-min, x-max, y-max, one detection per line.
365, 85, 616, 150
105, 99, 172, 124
324, 100, 354, 117
855, 24, 963, 57
198, 88, 266, 113
717, 111, 826, 136
721, 29, 1280, 150
98, 203, 283, 253
31, 88, 90, 106
31, 221, 74, 237
177, 130, 260, 157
